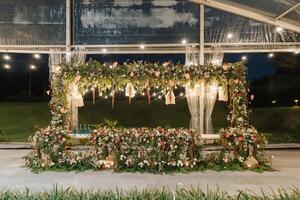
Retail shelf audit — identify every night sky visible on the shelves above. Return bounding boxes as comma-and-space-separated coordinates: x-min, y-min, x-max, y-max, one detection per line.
0, 53, 275, 98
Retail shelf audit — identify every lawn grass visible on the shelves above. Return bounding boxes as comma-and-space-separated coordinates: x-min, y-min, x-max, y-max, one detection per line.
0, 99, 299, 143
1, 186, 300, 200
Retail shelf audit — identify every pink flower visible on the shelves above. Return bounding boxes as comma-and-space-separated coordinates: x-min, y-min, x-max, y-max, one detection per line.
184, 73, 190, 79
75, 75, 81, 81
222, 63, 228, 71
155, 71, 160, 77
130, 72, 135, 77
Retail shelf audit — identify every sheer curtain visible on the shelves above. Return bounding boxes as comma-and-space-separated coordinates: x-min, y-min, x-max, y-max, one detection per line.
205, 81, 218, 134
185, 47, 224, 134
49, 49, 86, 133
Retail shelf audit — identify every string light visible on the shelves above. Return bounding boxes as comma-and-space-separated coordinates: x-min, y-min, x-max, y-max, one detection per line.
34, 54, 41, 59
102, 49, 107, 53
30, 65, 36, 70
268, 53, 274, 58
294, 50, 299, 55
179, 92, 184, 97
104, 95, 108, 99
275, 27, 283, 33
152, 92, 157, 97
158, 95, 162, 99
181, 39, 187, 44
140, 44, 145, 49
241, 55, 247, 61
3, 55, 10, 60
227, 33, 233, 39
4, 64, 10, 69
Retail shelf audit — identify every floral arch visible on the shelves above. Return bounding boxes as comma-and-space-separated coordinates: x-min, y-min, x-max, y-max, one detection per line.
25, 60, 270, 172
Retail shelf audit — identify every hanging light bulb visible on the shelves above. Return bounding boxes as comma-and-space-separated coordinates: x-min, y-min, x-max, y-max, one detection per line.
268, 53, 274, 58
275, 27, 283, 33
102, 49, 107, 53
4, 64, 10, 69
104, 95, 108, 99
181, 39, 187, 44
227, 33, 233, 39
158, 95, 162, 99
3, 55, 10, 60
34, 54, 41, 59
294, 50, 299, 55
140, 44, 145, 49
241, 55, 247, 61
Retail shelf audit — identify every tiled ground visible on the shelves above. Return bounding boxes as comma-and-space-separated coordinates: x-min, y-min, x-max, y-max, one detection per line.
0, 149, 299, 194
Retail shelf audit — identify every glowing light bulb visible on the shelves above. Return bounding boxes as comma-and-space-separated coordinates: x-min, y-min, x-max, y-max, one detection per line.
268, 53, 274, 58
227, 33, 233, 39
102, 49, 107, 53
30, 65, 36, 70
140, 44, 145, 49
4, 64, 10, 69
104, 95, 108, 99
34, 54, 41, 59
158, 95, 162, 99
275, 27, 283, 32
294, 50, 299, 55
181, 39, 187, 44
3, 55, 10, 60
241, 55, 247, 61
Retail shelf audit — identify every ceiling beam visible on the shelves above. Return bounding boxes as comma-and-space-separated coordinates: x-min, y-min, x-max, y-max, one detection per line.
275, 2, 300, 20
189, 0, 300, 33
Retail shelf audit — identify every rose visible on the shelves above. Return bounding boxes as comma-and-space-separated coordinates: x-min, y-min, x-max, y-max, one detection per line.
222, 63, 228, 71
184, 73, 190, 79
75, 75, 81, 81
130, 72, 135, 77
155, 71, 160, 77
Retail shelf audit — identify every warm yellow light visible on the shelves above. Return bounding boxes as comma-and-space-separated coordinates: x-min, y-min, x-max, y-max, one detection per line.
3, 55, 10, 60
227, 33, 233, 39
140, 44, 145, 49
34, 54, 41, 59
294, 50, 299, 55
276, 27, 283, 32
4, 64, 10, 69
30, 65, 36, 70
102, 49, 107, 53
268, 53, 274, 58
181, 39, 187, 44
241, 55, 247, 61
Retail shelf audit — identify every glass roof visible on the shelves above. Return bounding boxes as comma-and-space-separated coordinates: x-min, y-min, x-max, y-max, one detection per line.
215, 0, 300, 27
0, 0, 299, 46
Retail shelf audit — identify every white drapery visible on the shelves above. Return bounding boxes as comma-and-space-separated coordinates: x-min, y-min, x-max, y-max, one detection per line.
49, 49, 86, 133
185, 47, 224, 134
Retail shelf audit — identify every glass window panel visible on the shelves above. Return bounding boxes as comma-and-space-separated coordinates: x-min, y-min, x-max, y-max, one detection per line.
0, 0, 65, 45
216, 0, 299, 18
73, 0, 200, 45
205, 7, 300, 43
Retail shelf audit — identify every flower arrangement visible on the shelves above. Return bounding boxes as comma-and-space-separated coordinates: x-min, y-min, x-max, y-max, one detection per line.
24, 60, 271, 172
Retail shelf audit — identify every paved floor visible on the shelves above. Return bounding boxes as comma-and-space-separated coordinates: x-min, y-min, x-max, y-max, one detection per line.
0, 149, 300, 194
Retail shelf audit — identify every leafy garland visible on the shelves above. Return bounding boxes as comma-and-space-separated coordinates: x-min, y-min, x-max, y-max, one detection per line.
24, 60, 270, 172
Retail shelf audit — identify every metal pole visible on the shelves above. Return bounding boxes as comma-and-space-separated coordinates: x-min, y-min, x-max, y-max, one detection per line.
28, 69, 32, 97
199, 4, 205, 65
66, 0, 72, 63
199, 4, 205, 134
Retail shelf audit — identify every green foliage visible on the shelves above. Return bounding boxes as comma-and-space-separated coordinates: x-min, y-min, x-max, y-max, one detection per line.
0, 130, 8, 142
1, 186, 300, 200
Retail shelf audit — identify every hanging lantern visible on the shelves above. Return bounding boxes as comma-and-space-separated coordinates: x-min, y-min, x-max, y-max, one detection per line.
165, 90, 175, 105
125, 83, 136, 104
218, 85, 228, 101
